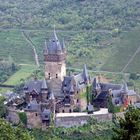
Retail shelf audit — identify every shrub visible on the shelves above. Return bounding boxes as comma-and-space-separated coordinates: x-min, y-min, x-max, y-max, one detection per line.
18, 112, 27, 125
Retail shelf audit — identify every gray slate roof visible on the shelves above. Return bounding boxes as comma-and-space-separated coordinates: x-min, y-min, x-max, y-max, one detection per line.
62, 76, 74, 93
82, 64, 89, 83
92, 77, 101, 90
100, 83, 122, 91
45, 28, 63, 54
41, 109, 51, 120
26, 99, 40, 111
24, 79, 47, 94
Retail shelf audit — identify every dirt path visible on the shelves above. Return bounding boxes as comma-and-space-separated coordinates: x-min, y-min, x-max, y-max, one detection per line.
121, 45, 140, 72
21, 31, 40, 67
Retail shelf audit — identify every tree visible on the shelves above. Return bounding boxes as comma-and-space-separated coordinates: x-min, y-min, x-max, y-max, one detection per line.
18, 112, 27, 126
129, 73, 138, 80
112, 106, 140, 140
0, 118, 34, 140
0, 97, 7, 118
107, 95, 115, 113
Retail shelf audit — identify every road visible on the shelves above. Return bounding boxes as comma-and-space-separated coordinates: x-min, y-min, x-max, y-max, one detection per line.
21, 31, 40, 67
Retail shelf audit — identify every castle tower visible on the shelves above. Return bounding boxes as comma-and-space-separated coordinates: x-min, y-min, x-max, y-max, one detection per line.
44, 27, 66, 96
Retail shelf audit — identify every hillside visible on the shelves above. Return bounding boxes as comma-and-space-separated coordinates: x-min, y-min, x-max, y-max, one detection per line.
0, 0, 140, 73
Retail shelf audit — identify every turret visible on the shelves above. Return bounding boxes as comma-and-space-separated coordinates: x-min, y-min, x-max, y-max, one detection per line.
83, 64, 89, 84
41, 79, 48, 101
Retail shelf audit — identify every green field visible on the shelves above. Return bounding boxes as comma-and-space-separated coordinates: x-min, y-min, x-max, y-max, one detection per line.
4, 65, 37, 85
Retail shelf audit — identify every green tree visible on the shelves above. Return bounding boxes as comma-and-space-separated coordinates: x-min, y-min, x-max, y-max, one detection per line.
129, 73, 138, 80
18, 112, 27, 126
0, 97, 7, 118
107, 95, 115, 113
113, 106, 140, 140
0, 118, 34, 140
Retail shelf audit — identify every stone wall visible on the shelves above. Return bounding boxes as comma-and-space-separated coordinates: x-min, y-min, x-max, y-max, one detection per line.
55, 113, 124, 128
26, 111, 42, 129
6, 108, 20, 125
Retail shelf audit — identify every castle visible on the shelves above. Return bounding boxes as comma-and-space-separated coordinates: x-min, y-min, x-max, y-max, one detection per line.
5, 29, 140, 128
6, 29, 90, 128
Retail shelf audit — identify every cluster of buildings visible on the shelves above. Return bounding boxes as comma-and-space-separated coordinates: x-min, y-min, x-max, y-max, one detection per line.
5, 29, 140, 128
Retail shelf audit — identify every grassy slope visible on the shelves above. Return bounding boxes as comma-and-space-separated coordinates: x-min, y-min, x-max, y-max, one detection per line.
4, 65, 37, 85
0, 30, 34, 64
102, 27, 140, 73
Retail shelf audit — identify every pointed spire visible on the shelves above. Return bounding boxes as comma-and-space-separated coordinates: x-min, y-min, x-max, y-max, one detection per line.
41, 79, 47, 89
49, 92, 55, 100
53, 24, 58, 41
70, 85, 74, 93
62, 39, 66, 53
47, 25, 62, 54
83, 64, 89, 83
44, 40, 48, 54
45, 40, 47, 47
122, 82, 128, 92
93, 77, 99, 90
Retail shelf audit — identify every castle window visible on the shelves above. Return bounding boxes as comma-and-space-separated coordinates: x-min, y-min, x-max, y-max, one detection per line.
77, 99, 79, 103
62, 110, 65, 113
35, 113, 38, 116
56, 74, 58, 78
77, 91, 79, 94
69, 109, 72, 113
48, 73, 51, 79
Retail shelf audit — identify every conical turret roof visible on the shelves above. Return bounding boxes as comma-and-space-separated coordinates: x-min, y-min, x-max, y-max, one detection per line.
47, 26, 62, 54
83, 64, 89, 83
41, 79, 47, 89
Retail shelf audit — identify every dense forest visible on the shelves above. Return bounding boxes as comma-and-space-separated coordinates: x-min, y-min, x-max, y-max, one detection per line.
1, 0, 140, 30
0, 0, 140, 72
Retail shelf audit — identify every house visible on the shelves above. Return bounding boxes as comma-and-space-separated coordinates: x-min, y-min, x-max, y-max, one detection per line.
92, 77, 140, 108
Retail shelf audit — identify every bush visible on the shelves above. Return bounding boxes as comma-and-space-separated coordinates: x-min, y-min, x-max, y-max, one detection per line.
18, 112, 27, 125
129, 73, 138, 80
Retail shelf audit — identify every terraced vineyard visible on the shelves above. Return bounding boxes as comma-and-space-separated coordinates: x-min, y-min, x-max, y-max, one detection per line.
102, 27, 140, 73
